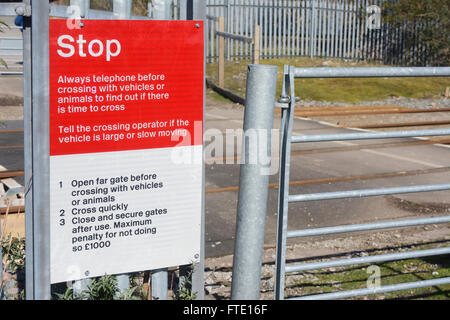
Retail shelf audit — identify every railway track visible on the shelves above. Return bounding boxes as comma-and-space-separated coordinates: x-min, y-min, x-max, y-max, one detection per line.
1, 104, 450, 211
2, 104, 450, 240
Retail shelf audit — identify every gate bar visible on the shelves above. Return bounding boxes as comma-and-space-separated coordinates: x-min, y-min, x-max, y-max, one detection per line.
285, 247, 450, 273
30, 0, 51, 300
293, 277, 450, 300
294, 66, 450, 78
287, 215, 450, 238
292, 128, 450, 143
289, 183, 450, 203
23, 0, 33, 300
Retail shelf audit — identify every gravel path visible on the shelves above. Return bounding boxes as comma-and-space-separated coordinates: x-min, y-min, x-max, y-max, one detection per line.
297, 97, 450, 109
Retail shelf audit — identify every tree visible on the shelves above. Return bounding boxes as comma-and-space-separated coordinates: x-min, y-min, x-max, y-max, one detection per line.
382, 0, 449, 66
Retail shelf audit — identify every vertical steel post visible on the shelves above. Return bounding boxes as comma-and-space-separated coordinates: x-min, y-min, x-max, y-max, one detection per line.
149, 0, 174, 301
113, 0, 132, 296
179, 0, 187, 20
0, 212, 1, 298
22, 0, 33, 300
226, 0, 231, 60
231, 64, 278, 300
72, 279, 90, 297
30, 0, 51, 300
190, 0, 206, 300
153, 0, 171, 20
69, 0, 92, 297
151, 268, 168, 300
274, 65, 295, 300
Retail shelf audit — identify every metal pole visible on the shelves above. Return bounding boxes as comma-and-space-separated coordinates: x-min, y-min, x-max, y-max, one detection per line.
31, 0, 51, 300
231, 64, 278, 300
21, 0, 34, 300
179, 0, 187, 20
310, 0, 315, 58
116, 274, 129, 296
274, 65, 294, 300
68, 0, 93, 300
0, 214, 1, 289
113, 0, 132, 19
190, 0, 206, 301
72, 279, 90, 298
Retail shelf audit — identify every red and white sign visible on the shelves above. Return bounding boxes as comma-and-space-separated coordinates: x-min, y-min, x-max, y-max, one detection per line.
49, 20, 204, 284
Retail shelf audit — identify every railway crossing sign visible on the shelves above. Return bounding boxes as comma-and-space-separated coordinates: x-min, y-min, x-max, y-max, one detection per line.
49, 20, 204, 283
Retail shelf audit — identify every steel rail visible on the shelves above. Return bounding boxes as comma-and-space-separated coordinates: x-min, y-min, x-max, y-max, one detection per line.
289, 183, 450, 203
287, 216, 450, 238
294, 67, 450, 78
285, 247, 450, 273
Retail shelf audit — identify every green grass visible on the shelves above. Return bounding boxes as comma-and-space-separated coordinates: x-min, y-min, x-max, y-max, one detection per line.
282, 249, 450, 300
206, 57, 450, 103
206, 89, 233, 103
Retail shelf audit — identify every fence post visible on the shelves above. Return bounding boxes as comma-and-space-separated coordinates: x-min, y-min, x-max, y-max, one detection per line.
21, 0, 33, 300
231, 64, 278, 300
112, 0, 132, 297
253, 24, 260, 64
310, 0, 316, 58
189, 0, 206, 301
30, 0, 51, 300
68, 1, 92, 297
149, 0, 173, 301
218, 16, 225, 87
151, 268, 168, 300
113, 0, 132, 19
70, 0, 90, 18
226, 0, 231, 60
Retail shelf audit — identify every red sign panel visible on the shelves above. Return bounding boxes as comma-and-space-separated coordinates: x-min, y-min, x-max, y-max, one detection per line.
49, 20, 204, 156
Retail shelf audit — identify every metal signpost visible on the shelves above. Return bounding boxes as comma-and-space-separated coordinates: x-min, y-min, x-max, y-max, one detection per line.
274, 65, 450, 300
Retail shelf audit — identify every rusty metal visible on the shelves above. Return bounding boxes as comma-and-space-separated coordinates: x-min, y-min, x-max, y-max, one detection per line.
0, 206, 24, 214
0, 130, 24, 134
296, 107, 450, 117
357, 120, 450, 129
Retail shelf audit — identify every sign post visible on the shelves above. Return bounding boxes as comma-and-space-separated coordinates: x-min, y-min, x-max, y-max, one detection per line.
28, 0, 51, 300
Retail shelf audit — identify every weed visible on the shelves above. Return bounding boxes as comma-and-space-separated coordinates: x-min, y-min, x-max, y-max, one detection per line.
174, 262, 198, 300
1, 234, 25, 273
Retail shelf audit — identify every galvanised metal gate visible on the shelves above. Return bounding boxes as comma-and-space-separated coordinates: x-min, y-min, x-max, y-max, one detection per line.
204, 0, 438, 65
274, 65, 450, 300
0, 0, 205, 301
